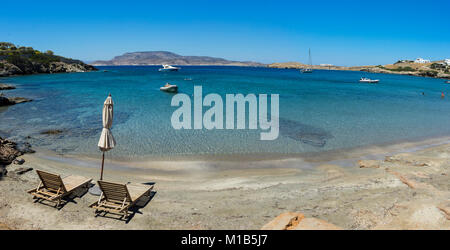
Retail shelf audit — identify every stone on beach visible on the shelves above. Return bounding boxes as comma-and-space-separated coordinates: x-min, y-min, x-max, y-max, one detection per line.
7, 167, 33, 178
385, 154, 433, 167
0, 137, 22, 165
386, 169, 419, 189
261, 212, 305, 230
261, 212, 341, 230
13, 158, 25, 165
0, 137, 34, 166
437, 203, 450, 220
358, 160, 381, 169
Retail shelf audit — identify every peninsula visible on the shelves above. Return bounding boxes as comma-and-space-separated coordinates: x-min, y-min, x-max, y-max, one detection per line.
269, 60, 450, 79
0, 42, 97, 77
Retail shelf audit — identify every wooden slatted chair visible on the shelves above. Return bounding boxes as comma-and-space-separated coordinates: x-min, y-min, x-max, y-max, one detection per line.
27, 170, 92, 208
90, 180, 154, 218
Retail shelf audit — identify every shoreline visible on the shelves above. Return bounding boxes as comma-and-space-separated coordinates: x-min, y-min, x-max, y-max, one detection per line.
25, 133, 450, 164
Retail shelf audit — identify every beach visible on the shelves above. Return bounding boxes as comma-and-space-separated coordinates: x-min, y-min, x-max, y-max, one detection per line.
1, 136, 449, 230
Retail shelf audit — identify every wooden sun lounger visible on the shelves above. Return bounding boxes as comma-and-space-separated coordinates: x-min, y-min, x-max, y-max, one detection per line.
27, 170, 92, 208
90, 180, 154, 218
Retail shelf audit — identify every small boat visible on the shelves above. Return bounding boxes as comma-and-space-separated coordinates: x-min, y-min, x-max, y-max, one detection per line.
359, 77, 379, 83
158, 64, 180, 72
160, 83, 178, 93
301, 68, 313, 73
184, 77, 192, 81
445, 80, 450, 84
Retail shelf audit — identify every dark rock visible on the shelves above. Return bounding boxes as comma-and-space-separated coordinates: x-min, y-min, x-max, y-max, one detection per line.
0, 58, 97, 77
41, 129, 64, 135
0, 137, 34, 165
0, 166, 6, 178
16, 142, 35, 154
6, 97, 32, 104
0, 83, 15, 90
0, 96, 32, 106
13, 158, 25, 165
0, 61, 22, 77
12, 167, 33, 175
0, 96, 12, 106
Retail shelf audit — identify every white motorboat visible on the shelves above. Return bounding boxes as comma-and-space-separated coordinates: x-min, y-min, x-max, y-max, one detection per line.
445, 80, 450, 84
160, 83, 178, 93
359, 77, 379, 83
158, 64, 180, 72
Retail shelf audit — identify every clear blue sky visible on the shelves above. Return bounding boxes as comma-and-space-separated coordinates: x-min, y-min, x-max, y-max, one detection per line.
1, 0, 449, 66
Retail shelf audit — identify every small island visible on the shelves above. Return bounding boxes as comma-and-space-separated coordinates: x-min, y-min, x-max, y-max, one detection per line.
0, 42, 97, 77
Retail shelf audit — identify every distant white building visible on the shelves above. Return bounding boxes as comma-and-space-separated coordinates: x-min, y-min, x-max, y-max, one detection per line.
414, 58, 431, 64
445, 59, 450, 65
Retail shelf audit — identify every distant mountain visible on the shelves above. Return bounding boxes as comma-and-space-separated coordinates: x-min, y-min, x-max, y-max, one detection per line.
91, 51, 265, 66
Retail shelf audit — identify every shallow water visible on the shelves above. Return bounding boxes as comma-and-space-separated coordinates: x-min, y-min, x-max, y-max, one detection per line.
1, 66, 450, 160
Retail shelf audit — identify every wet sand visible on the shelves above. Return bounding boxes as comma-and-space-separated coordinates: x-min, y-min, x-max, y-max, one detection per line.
1, 138, 449, 229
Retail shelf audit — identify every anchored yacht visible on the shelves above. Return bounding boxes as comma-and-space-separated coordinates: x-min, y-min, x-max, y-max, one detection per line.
158, 64, 180, 72
359, 77, 379, 83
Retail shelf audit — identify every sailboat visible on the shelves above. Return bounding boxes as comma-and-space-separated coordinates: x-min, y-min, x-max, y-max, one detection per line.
301, 48, 313, 73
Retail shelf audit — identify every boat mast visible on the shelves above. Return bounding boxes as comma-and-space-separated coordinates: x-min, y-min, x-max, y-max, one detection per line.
308, 48, 312, 68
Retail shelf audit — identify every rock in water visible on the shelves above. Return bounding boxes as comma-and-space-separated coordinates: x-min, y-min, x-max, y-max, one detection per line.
0, 96, 32, 106
279, 118, 333, 147
0, 83, 16, 90
40, 129, 64, 135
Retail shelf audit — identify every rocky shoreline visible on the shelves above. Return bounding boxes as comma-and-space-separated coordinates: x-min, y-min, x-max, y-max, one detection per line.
269, 61, 450, 80
0, 42, 97, 77
0, 137, 34, 178
0, 60, 97, 77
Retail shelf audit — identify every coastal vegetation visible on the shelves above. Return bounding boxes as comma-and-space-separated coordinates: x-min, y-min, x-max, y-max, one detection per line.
0, 42, 97, 77
377, 65, 417, 72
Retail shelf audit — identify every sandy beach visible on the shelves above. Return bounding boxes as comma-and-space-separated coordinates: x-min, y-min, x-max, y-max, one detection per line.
1, 137, 449, 230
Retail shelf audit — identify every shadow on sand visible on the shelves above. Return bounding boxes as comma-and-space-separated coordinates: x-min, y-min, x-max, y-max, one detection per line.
32, 184, 90, 210
94, 182, 157, 224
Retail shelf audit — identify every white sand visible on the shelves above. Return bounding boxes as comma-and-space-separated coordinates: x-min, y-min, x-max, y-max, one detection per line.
1, 138, 450, 229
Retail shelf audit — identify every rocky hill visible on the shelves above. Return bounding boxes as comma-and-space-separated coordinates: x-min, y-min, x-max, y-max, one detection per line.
92, 51, 264, 66
268, 60, 450, 79
0, 42, 97, 77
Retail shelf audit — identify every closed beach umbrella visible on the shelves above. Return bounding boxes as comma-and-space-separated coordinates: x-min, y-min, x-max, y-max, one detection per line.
98, 94, 115, 180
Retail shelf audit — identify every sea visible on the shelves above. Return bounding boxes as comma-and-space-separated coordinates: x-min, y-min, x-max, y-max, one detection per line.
1, 66, 450, 160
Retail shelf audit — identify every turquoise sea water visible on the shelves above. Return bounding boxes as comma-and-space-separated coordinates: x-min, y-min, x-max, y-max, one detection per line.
1, 66, 450, 160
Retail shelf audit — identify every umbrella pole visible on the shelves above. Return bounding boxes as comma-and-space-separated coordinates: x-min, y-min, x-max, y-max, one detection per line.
100, 151, 105, 180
